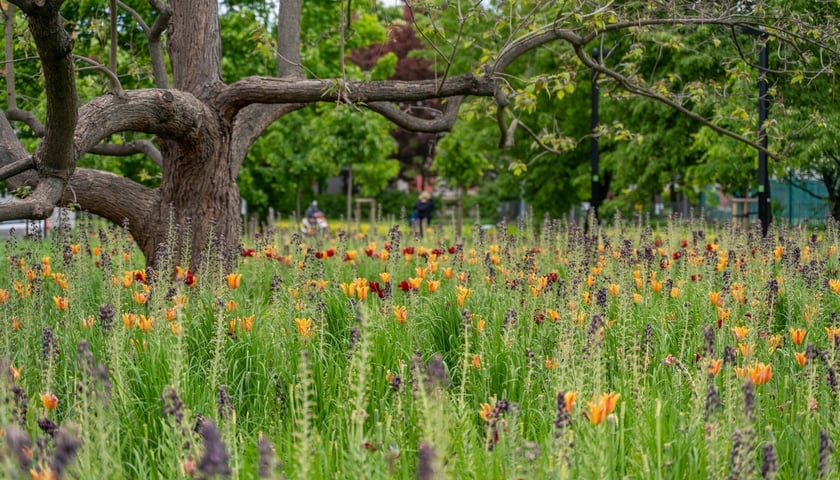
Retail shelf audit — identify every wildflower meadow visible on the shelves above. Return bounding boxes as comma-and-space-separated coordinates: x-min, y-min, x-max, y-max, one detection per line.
0, 214, 838, 479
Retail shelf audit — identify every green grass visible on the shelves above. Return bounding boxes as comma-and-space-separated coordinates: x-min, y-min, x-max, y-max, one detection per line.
0, 216, 837, 479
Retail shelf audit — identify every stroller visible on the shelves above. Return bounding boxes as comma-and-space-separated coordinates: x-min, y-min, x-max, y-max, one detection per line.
301, 212, 329, 236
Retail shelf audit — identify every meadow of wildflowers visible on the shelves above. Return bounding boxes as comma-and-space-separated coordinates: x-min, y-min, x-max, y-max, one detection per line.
0, 214, 837, 479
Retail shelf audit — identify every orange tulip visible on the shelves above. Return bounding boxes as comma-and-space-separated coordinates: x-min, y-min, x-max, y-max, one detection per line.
794, 351, 807, 367
393, 306, 407, 324
456, 286, 472, 307
225, 273, 242, 289
747, 362, 772, 385
9, 364, 21, 382
122, 313, 137, 328
137, 315, 154, 332
731, 326, 750, 341
563, 391, 578, 414
650, 279, 663, 293
738, 342, 754, 358
40, 392, 58, 411
586, 392, 620, 425
474, 317, 486, 333
479, 402, 495, 422
408, 277, 423, 290
133, 291, 148, 305
50, 273, 68, 290
355, 282, 370, 300
52, 296, 69, 311
707, 359, 723, 376
240, 315, 255, 332
295, 318, 315, 340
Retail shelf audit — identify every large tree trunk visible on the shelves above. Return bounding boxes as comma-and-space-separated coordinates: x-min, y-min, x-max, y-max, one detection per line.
142, 135, 241, 268
135, 0, 239, 268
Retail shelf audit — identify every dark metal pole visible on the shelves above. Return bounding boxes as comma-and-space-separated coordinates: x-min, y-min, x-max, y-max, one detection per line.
757, 36, 770, 236
591, 48, 601, 219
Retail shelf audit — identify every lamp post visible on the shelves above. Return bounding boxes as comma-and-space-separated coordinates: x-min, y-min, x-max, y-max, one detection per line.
757, 35, 770, 236
738, 26, 771, 235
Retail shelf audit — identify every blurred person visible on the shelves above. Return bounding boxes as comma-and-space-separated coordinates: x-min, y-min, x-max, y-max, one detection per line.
412, 191, 435, 238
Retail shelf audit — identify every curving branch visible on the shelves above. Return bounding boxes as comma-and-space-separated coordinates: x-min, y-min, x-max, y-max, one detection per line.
74, 54, 123, 94
89, 139, 163, 167
573, 43, 777, 160
5, 109, 45, 136
75, 89, 212, 156
365, 96, 464, 133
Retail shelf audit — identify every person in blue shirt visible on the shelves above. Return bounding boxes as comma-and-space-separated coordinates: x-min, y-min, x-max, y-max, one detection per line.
412, 191, 434, 238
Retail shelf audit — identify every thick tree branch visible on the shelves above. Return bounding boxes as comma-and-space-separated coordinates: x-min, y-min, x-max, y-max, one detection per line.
62, 167, 157, 235
75, 89, 212, 155
216, 75, 494, 121
6, 107, 165, 170
0, 176, 64, 220
2, 0, 77, 226
0, 157, 35, 180
365, 96, 464, 133
10, 0, 77, 179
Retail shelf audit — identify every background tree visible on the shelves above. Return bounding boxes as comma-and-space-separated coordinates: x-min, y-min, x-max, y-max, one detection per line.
433, 119, 492, 236
351, 6, 444, 192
